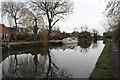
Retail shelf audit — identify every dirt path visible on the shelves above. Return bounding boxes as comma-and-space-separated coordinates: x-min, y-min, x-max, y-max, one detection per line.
109, 42, 119, 79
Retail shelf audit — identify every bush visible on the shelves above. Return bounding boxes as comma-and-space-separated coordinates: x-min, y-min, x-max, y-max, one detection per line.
16, 33, 31, 41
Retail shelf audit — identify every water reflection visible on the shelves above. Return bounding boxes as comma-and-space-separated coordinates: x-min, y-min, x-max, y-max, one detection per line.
92, 41, 99, 49
59, 41, 99, 53
2, 47, 72, 78
61, 44, 78, 50
1, 41, 104, 78
78, 41, 99, 53
78, 41, 91, 53
46, 52, 72, 78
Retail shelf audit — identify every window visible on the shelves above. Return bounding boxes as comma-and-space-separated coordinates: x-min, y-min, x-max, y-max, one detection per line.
4, 34, 6, 40
2, 34, 8, 40
2, 34, 4, 39
0, 34, 2, 39
6, 34, 8, 38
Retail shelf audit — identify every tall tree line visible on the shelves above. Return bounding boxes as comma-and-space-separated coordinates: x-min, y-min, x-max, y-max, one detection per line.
105, 0, 120, 44
2, 0, 73, 41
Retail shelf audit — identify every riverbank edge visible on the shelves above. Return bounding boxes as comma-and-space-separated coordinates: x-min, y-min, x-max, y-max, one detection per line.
2, 41, 63, 51
89, 40, 111, 78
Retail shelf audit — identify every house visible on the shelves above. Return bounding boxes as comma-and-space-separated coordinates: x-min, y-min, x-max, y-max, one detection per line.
50, 30, 61, 37
71, 31, 80, 37
0, 24, 11, 41
7, 27, 30, 40
7, 27, 29, 34
103, 31, 113, 42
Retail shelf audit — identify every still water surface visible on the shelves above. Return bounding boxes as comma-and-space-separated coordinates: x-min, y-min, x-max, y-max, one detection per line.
1, 41, 104, 78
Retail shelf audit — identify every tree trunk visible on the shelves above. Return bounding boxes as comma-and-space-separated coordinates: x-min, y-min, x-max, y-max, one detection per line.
93, 34, 97, 43
48, 19, 52, 43
117, 21, 120, 44
14, 18, 17, 40
33, 18, 38, 41
46, 52, 51, 78
33, 26, 38, 41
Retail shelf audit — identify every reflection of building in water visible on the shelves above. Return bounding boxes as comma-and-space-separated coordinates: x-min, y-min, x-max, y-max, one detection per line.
61, 43, 78, 50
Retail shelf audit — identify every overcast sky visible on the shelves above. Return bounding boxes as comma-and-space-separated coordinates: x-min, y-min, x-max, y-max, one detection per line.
0, 0, 108, 35
55, 0, 108, 35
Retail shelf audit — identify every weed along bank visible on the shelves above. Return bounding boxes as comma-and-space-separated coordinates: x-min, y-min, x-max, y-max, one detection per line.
90, 40, 111, 78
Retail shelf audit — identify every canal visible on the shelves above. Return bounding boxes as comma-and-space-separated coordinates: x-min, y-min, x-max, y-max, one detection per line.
1, 41, 104, 78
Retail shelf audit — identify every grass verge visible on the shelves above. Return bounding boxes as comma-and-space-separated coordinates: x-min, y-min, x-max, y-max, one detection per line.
90, 40, 111, 78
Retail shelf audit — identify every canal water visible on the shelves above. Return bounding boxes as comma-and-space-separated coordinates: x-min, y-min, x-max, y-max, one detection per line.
1, 41, 104, 78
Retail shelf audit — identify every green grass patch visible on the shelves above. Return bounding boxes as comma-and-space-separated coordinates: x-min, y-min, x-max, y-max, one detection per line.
90, 40, 111, 78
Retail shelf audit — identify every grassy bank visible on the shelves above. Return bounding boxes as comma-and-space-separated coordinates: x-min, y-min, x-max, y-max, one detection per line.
90, 40, 111, 78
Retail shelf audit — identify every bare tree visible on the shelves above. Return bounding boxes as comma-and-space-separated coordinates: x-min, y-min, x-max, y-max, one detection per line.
73, 27, 78, 32
92, 29, 98, 42
29, 0, 73, 39
101, 19, 111, 32
92, 29, 98, 35
105, 0, 120, 23
19, 8, 44, 41
2, 2, 26, 40
2, 2, 25, 28
105, 0, 120, 43
80, 26, 88, 32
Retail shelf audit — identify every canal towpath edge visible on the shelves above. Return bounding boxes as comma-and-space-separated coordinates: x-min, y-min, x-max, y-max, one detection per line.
109, 42, 120, 79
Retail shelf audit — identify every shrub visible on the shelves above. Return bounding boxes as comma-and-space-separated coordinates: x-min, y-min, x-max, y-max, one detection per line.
16, 33, 31, 41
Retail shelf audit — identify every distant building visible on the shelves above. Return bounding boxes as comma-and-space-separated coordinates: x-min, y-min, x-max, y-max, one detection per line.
7, 27, 30, 40
103, 31, 113, 41
40, 29, 61, 37
7, 27, 29, 34
97, 35, 103, 40
0, 24, 11, 41
50, 30, 61, 37
71, 31, 80, 37
40, 29, 62, 40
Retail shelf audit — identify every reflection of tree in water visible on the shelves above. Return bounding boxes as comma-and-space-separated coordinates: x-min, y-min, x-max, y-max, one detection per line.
33, 55, 38, 72
2, 47, 72, 78
14, 54, 18, 77
92, 41, 99, 49
3, 54, 21, 78
78, 41, 91, 53
46, 52, 72, 79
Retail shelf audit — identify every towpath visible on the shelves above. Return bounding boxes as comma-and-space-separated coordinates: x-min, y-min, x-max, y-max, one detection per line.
109, 42, 120, 79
